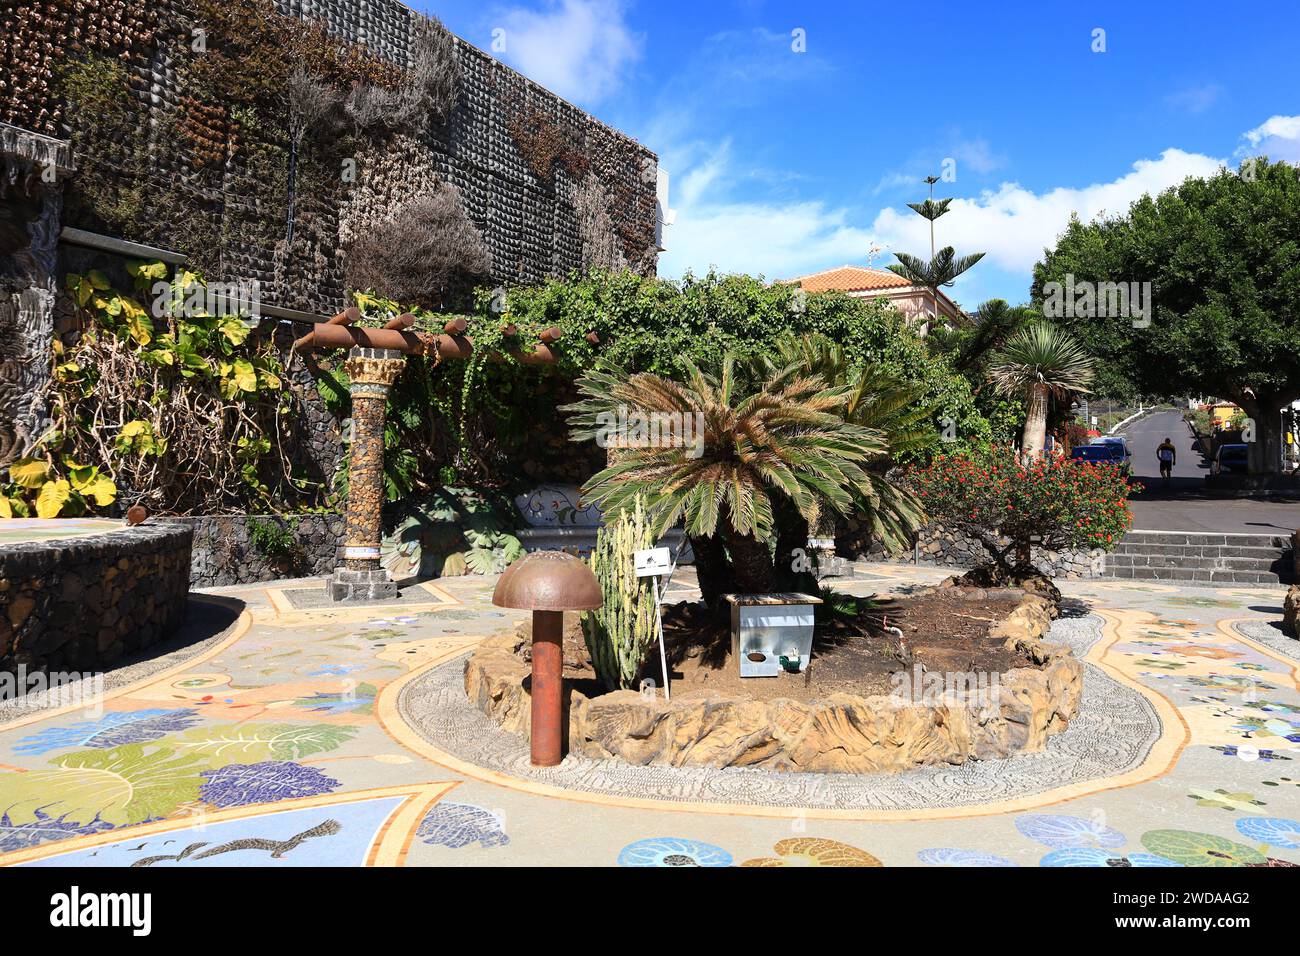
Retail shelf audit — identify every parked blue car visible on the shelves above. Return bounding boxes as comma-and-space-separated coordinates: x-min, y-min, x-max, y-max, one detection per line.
1071, 444, 1130, 475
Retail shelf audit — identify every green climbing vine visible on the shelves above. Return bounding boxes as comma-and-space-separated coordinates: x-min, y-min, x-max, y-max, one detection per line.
17, 260, 317, 516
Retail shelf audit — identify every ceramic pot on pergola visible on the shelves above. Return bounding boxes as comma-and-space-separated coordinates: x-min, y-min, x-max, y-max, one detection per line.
293, 308, 561, 602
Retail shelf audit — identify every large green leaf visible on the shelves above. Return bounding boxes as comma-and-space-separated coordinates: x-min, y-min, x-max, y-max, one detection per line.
8, 458, 50, 489
165, 723, 358, 763
34, 478, 71, 518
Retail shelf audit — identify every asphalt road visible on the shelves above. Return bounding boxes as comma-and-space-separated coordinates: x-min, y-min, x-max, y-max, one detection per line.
1112, 408, 1300, 534
1123, 408, 1206, 483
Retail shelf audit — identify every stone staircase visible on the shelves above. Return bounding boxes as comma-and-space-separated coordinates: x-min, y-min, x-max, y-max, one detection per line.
1104, 530, 1295, 586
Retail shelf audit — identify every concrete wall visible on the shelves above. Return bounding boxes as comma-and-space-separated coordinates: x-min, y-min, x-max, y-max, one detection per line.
0, 523, 192, 673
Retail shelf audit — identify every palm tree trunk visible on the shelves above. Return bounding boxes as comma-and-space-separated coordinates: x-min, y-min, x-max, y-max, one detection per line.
723, 526, 775, 594
772, 496, 810, 590
1022, 383, 1049, 461
689, 532, 729, 616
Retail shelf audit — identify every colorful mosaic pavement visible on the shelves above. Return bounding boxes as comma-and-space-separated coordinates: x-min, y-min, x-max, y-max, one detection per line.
1, 564, 1298, 868
0, 518, 122, 545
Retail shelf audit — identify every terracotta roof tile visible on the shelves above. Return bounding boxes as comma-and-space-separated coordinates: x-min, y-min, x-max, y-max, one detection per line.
782, 265, 912, 293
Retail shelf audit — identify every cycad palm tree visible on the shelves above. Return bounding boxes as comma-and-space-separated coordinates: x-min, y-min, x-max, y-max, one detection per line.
758, 334, 931, 556
563, 353, 887, 599
988, 324, 1094, 461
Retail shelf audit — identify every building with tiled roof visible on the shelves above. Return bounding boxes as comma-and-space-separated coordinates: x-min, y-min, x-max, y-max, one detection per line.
781, 265, 965, 329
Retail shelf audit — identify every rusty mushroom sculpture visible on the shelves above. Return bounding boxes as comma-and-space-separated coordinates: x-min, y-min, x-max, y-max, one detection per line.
492, 551, 602, 766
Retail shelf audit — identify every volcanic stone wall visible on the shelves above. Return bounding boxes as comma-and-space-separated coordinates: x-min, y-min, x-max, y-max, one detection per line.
182, 513, 345, 586
1, 0, 659, 315
0, 522, 192, 673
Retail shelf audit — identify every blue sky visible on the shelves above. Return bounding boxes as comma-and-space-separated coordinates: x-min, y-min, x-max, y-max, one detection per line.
414, 0, 1300, 307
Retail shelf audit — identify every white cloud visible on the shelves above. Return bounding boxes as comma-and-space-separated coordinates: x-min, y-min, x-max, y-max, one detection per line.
871, 148, 1226, 276
661, 145, 1226, 285
658, 106, 1300, 297
494, 0, 640, 104
1240, 114, 1300, 162
657, 135, 875, 279
949, 137, 1003, 175
658, 198, 875, 281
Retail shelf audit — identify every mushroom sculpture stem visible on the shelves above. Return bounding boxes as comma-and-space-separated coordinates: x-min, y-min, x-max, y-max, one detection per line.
491, 551, 603, 766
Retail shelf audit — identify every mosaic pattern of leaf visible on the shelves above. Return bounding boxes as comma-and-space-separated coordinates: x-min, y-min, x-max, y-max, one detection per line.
0, 744, 209, 827
742, 837, 881, 867
1040, 848, 1179, 867
293, 685, 377, 716
0, 808, 116, 854
1140, 829, 1267, 867
1234, 817, 1300, 849
917, 848, 1016, 867
417, 803, 510, 850
1187, 788, 1266, 812
165, 723, 359, 763
1015, 814, 1126, 849
617, 837, 731, 867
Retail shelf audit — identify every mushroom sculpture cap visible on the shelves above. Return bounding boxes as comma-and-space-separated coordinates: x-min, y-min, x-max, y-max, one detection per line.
492, 550, 603, 611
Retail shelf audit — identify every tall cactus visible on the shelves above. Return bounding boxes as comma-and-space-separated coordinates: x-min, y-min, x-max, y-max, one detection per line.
583, 496, 659, 691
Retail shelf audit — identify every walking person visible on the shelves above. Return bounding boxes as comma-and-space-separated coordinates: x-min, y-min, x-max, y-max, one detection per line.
1156, 437, 1177, 480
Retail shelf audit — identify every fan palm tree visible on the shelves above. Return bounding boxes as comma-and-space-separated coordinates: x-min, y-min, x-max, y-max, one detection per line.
563, 353, 887, 601
987, 324, 1095, 461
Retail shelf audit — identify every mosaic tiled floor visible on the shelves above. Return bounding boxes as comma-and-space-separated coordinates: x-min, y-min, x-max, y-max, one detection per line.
0, 518, 122, 544
2, 565, 1298, 868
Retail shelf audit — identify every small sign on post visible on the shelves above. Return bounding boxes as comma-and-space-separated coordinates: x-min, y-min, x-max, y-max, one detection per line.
634, 545, 676, 701
634, 546, 671, 578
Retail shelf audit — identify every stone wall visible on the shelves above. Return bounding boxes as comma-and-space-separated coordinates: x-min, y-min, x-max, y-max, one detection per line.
0, 523, 192, 673
180, 513, 345, 587
908, 524, 1105, 580
855, 523, 1104, 580
0, 123, 74, 468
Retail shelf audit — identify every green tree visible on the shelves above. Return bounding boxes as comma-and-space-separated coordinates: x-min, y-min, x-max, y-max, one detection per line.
929, 298, 1033, 377
988, 324, 1094, 461
908, 448, 1133, 582
489, 269, 991, 466
1033, 157, 1300, 473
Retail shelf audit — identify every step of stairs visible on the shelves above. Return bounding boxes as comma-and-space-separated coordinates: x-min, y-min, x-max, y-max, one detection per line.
1102, 530, 1294, 586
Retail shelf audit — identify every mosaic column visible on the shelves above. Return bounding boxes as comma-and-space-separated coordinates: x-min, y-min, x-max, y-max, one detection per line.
330, 347, 406, 602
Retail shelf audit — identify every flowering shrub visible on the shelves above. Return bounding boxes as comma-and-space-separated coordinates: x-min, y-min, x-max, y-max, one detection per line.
907, 448, 1136, 576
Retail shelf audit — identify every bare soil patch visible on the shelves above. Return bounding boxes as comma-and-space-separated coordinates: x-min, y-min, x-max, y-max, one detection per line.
540, 586, 1041, 703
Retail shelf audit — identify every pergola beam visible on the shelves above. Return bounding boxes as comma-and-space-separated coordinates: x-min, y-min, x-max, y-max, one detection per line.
292, 314, 561, 364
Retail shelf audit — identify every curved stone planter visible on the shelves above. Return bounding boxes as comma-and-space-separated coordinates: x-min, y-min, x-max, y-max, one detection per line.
464, 593, 1083, 773
0, 522, 192, 672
